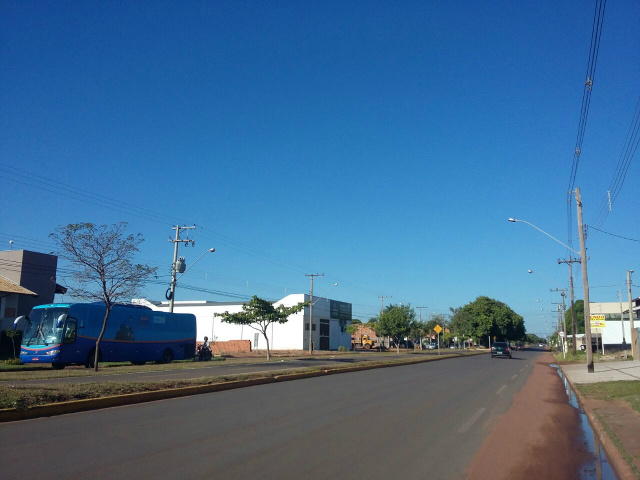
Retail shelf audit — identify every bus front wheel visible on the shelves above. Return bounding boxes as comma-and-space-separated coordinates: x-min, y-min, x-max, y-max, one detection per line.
160, 349, 173, 364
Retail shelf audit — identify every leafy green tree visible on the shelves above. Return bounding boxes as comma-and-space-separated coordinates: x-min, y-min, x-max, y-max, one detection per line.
218, 295, 307, 361
451, 297, 526, 346
565, 300, 585, 334
375, 304, 415, 353
526, 333, 546, 344
50, 222, 156, 371
351, 319, 362, 324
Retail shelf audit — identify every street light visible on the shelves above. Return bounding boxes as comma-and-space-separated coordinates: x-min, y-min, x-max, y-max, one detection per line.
312, 283, 339, 306
308, 281, 339, 353
508, 218, 580, 255
169, 247, 215, 312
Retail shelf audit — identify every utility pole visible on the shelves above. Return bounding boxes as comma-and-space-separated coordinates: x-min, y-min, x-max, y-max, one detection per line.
378, 295, 392, 316
618, 290, 627, 359
628, 270, 637, 361
378, 295, 392, 350
575, 188, 594, 372
416, 306, 427, 349
168, 225, 195, 312
559, 257, 581, 353
306, 273, 324, 354
551, 289, 568, 355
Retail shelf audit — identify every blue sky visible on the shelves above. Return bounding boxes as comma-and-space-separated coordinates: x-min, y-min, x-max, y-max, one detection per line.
1, 1, 639, 336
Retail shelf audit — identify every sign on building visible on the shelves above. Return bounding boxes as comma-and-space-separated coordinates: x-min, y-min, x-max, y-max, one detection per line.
590, 314, 606, 328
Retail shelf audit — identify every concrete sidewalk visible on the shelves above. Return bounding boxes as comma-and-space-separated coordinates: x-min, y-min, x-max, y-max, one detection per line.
561, 360, 640, 479
562, 360, 640, 383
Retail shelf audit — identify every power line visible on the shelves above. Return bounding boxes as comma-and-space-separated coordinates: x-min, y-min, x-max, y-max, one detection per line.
591, 97, 640, 228
587, 225, 640, 243
566, 0, 607, 248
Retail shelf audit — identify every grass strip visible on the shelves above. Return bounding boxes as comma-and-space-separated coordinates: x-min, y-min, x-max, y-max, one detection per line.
576, 381, 640, 414
0, 352, 473, 410
593, 410, 640, 478
0, 350, 478, 381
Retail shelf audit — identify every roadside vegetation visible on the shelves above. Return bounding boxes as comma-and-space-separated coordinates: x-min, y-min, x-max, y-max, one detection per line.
576, 381, 640, 413
553, 350, 634, 364
0, 351, 480, 410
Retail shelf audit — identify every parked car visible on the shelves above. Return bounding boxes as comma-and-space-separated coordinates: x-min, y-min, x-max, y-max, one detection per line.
491, 342, 512, 359
426, 343, 437, 350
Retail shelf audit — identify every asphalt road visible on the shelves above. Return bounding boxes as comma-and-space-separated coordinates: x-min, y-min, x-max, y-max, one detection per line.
0, 350, 543, 479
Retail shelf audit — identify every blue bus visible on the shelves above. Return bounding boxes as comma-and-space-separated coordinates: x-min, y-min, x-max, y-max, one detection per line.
15, 302, 196, 369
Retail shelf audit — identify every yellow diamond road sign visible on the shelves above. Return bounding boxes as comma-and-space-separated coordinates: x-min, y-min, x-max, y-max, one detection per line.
434, 324, 443, 334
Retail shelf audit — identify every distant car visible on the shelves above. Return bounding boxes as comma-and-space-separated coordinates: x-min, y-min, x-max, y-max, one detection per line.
538, 343, 544, 348
491, 342, 512, 359
450, 344, 456, 349
426, 343, 437, 350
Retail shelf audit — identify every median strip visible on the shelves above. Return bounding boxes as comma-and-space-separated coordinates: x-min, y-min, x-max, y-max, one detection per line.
0, 350, 487, 422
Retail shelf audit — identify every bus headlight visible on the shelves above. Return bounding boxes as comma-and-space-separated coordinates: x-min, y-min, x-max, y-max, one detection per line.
47, 349, 60, 356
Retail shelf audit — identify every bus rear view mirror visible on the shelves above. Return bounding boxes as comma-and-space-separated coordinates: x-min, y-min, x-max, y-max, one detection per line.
13, 316, 26, 330
56, 314, 67, 329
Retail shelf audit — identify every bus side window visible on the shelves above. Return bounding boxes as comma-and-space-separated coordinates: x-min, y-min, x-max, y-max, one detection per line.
64, 318, 77, 344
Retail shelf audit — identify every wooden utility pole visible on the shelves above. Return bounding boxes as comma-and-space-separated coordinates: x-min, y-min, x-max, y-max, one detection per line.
575, 188, 594, 372
378, 295, 392, 316
168, 225, 196, 312
306, 273, 324, 354
559, 257, 581, 353
628, 270, 638, 361
416, 305, 427, 349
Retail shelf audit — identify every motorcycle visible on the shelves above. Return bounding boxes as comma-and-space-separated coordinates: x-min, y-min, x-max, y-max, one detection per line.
195, 343, 213, 361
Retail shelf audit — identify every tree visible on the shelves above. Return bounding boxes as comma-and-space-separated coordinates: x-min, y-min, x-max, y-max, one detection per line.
375, 304, 415, 353
217, 295, 307, 361
50, 222, 156, 371
526, 333, 546, 344
451, 297, 526, 346
351, 319, 362, 324
565, 300, 585, 334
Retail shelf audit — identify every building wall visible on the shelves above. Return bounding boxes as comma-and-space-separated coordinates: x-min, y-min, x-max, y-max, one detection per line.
0, 250, 58, 319
590, 301, 637, 346
135, 294, 352, 351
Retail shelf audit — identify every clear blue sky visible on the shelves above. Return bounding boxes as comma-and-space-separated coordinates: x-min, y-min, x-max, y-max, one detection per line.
2, 1, 639, 336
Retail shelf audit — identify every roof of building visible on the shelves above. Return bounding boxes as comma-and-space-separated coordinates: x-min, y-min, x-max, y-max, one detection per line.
0, 275, 38, 296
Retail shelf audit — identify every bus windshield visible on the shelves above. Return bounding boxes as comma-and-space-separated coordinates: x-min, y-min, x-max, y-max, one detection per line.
21, 307, 68, 346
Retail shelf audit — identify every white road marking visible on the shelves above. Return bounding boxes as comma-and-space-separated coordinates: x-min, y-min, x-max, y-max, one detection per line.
458, 407, 486, 433
519, 367, 525, 372
511, 374, 518, 380
496, 384, 507, 395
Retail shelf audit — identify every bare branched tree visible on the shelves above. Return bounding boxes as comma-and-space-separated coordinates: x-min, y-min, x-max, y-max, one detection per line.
50, 222, 156, 371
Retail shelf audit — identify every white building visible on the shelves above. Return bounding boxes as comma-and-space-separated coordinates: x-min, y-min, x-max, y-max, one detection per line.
133, 294, 352, 351
589, 300, 640, 348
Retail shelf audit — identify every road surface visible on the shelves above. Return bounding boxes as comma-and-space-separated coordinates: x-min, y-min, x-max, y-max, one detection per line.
0, 350, 588, 479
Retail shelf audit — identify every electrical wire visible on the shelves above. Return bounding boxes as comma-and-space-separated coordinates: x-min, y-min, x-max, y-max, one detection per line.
591, 97, 640, 228
566, 0, 607, 249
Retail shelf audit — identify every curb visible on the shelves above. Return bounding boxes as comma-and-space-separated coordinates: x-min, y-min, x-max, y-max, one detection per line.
558, 365, 637, 480
0, 350, 487, 423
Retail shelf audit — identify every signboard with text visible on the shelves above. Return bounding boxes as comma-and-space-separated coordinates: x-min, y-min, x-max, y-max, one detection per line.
590, 315, 606, 328
330, 300, 352, 322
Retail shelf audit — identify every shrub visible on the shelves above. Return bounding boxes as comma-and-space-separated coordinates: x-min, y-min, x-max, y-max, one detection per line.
337, 346, 348, 352
4, 358, 22, 365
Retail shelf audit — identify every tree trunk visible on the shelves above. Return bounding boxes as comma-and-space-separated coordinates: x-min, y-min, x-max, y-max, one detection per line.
263, 328, 270, 362
396, 337, 400, 354
94, 308, 111, 372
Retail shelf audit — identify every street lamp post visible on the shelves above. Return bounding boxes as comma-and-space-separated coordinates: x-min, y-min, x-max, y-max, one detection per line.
508, 215, 593, 371
169, 247, 215, 312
